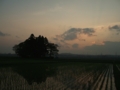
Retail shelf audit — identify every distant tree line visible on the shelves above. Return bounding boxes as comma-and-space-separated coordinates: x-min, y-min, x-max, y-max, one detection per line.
13, 34, 59, 58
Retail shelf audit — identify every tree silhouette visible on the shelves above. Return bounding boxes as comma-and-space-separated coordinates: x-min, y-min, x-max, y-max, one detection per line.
47, 43, 59, 57
13, 34, 59, 58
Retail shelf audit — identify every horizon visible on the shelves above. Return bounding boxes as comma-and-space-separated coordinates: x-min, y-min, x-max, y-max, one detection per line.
0, 52, 120, 56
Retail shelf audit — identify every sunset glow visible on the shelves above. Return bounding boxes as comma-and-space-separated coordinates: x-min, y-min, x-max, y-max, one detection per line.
0, 0, 120, 54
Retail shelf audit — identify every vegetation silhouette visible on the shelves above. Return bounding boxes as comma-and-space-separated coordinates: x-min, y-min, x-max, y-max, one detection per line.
13, 34, 59, 58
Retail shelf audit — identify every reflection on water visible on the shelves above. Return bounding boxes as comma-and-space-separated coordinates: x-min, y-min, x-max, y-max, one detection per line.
0, 63, 117, 90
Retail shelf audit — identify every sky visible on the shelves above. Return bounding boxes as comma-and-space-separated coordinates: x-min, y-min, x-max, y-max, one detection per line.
0, 0, 120, 55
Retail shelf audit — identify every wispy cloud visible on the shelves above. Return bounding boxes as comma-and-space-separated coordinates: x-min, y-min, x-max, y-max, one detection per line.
72, 43, 79, 48
33, 5, 63, 15
53, 37, 58, 41
0, 31, 10, 37
16, 36, 20, 38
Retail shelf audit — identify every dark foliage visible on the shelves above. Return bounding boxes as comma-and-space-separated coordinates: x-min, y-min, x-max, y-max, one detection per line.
13, 34, 59, 58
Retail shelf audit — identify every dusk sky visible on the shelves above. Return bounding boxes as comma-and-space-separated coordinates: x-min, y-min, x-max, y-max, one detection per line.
0, 0, 120, 54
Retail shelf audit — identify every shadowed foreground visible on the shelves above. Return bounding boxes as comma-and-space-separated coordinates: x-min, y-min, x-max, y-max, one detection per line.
0, 57, 120, 90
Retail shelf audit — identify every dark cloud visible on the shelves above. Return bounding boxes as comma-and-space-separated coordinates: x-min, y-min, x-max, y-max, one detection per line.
52, 36, 70, 49
78, 39, 86, 41
61, 28, 95, 40
109, 25, 120, 31
84, 41, 120, 54
61, 28, 81, 40
82, 28, 95, 36
0, 31, 10, 37
16, 36, 20, 38
56, 42, 70, 49
53, 38, 58, 41
60, 40, 65, 43
72, 43, 79, 48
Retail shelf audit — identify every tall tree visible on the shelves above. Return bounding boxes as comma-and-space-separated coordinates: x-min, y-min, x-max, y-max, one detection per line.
13, 34, 59, 58
47, 43, 59, 57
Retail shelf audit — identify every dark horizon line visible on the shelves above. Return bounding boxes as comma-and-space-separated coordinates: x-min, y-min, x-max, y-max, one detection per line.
0, 53, 120, 56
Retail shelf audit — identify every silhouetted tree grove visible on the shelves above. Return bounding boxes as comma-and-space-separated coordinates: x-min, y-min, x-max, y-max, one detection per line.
13, 34, 59, 58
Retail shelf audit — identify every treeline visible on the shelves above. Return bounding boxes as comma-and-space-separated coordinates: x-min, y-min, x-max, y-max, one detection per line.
13, 34, 59, 58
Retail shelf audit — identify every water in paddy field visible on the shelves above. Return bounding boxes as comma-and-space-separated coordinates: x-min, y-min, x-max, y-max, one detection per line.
0, 63, 120, 90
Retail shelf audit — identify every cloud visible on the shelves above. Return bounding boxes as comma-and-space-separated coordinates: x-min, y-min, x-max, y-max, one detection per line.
33, 5, 62, 16
84, 41, 120, 54
79, 39, 86, 41
116, 33, 119, 35
60, 27, 95, 40
52, 36, 70, 49
109, 25, 120, 31
53, 38, 58, 41
60, 40, 65, 43
55, 42, 70, 49
82, 28, 95, 36
61, 28, 81, 40
72, 44, 79, 48
0, 31, 10, 37
16, 36, 20, 38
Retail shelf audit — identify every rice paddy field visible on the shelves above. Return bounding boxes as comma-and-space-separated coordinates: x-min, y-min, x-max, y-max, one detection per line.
0, 57, 120, 90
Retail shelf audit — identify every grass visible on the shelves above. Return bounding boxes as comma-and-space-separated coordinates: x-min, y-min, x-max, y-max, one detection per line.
0, 61, 108, 90
0, 56, 119, 90
0, 56, 105, 84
